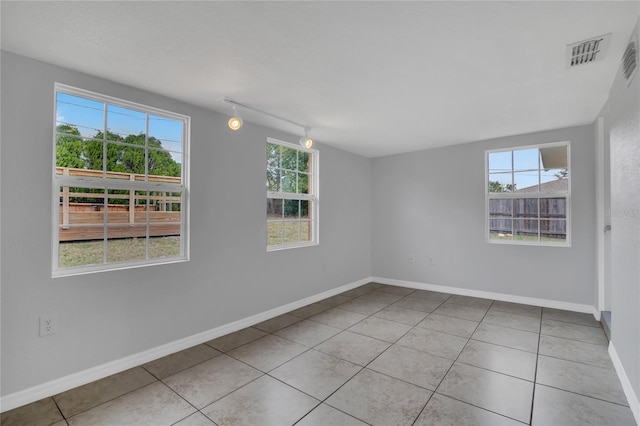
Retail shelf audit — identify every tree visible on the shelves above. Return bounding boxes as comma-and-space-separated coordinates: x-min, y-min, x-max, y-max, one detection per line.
83, 130, 124, 172
489, 181, 516, 192
147, 136, 181, 177
267, 143, 281, 192
266, 143, 310, 217
489, 181, 505, 192
55, 124, 85, 169
554, 168, 568, 179
56, 126, 182, 208
56, 125, 180, 178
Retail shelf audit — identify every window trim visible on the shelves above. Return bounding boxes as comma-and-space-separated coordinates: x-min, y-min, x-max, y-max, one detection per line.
266, 137, 319, 251
485, 141, 571, 247
52, 83, 190, 277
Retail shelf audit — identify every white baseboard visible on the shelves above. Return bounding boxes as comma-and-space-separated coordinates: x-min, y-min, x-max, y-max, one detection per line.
0, 277, 370, 413
1, 275, 607, 413
609, 342, 640, 424
371, 276, 600, 319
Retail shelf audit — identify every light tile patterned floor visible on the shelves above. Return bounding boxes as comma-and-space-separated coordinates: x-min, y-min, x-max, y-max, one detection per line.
1, 283, 636, 426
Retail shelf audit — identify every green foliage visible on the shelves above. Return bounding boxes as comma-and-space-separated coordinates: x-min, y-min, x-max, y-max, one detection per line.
55, 124, 85, 169
489, 181, 516, 192
56, 124, 182, 207
266, 143, 310, 216
56, 124, 181, 177
554, 168, 569, 179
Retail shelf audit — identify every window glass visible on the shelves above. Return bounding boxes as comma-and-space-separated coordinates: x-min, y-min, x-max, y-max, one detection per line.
487, 143, 569, 246
53, 84, 189, 276
266, 139, 317, 250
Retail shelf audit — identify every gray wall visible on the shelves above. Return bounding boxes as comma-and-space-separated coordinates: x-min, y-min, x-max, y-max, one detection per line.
606, 20, 640, 403
0, 51, 372, 396
371, 125, 597, 305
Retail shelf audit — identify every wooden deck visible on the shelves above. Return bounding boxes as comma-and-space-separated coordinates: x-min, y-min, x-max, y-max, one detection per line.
59, 210, 181, 241
57, 167, 182, 241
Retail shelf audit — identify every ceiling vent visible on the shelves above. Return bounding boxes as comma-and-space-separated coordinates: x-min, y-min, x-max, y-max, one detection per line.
566, 34, 611, 67
621, 32, 637, 85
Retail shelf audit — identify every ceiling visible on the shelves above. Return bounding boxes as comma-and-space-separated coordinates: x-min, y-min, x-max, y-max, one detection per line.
1, 1, 638, 157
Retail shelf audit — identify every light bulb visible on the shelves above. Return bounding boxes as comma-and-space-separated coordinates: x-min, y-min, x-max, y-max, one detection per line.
299, 137, 313, 148
300, 129, 313, 148
228, 116, 243, 131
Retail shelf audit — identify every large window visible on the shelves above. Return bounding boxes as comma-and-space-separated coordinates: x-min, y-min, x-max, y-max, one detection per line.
266, 138, 318, 250
487, 142, 570, 246
52, 84, 189, 276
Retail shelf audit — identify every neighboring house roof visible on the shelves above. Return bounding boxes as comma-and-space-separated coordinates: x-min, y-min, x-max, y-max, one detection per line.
517, 178, 568, 193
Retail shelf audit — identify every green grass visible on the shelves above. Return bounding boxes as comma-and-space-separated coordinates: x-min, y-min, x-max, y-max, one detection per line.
267, 220, 311, 246
59, 236, 181, 267
489, 232, 566, 243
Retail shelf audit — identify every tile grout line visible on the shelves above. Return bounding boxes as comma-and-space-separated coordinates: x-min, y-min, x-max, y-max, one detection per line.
195, 290, 619, 425
287, 285, 391, 425
288, 287, 429, 425
532, 383, 633, 408
395, 293, 461, 425
159, 380, 214, 426
307, 289, 420, 425
168, 325, 318, 423
528, 311, 543, 425
50, 396, 68, 424
13, 285, 622, 426
410, 296, 486, 426
59, 379, 161, 422
535, 352, 615, 370
412, 299, 531, 426
187, 323, 336, 423
215, 304, 387, 425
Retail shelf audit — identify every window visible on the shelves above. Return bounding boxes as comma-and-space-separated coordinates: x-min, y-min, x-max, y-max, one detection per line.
486, 142, 570, 246
266, 138, 318, 250
53, 84, 189, 276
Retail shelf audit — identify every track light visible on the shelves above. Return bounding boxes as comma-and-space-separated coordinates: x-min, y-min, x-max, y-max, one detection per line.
227, 105, 243, 131
223, 98, 316, 149
299, 128, 313, 148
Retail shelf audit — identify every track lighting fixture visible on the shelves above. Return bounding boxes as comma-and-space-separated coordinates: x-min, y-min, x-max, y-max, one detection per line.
227, 105, 243, 131
223, 98, 315, 149
299, 128, 313, 148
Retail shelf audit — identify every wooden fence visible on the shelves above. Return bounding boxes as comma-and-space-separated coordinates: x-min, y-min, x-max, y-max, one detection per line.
57, 167, 181, 242
489, 198, 566, 238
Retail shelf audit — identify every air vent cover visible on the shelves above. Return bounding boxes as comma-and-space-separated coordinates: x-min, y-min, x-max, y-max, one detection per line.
622, 33, 637, 85
566, 34, 611, 67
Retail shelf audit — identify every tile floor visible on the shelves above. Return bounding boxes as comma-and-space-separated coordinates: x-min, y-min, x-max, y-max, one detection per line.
2, 283, 636, 426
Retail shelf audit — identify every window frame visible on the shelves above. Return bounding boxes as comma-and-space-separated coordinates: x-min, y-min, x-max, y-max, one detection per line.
485, 141, 571, 247
52, 83, 190, 277
266, 137, 319, 251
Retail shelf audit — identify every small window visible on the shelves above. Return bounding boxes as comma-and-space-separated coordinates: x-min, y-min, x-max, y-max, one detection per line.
487, 142, 570, 246
53, 84, 189, 276
266, 138, 318, 250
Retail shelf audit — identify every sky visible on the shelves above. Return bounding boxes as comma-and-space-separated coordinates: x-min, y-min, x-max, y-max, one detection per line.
56, 92, 184, 164
488, 147, 565, 191
57, 91, 565, 190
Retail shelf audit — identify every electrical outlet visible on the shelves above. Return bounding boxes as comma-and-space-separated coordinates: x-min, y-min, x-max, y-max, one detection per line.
39, 316, 57, 336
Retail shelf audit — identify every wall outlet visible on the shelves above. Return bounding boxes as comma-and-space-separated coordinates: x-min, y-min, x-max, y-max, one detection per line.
39, 316, 58, 336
